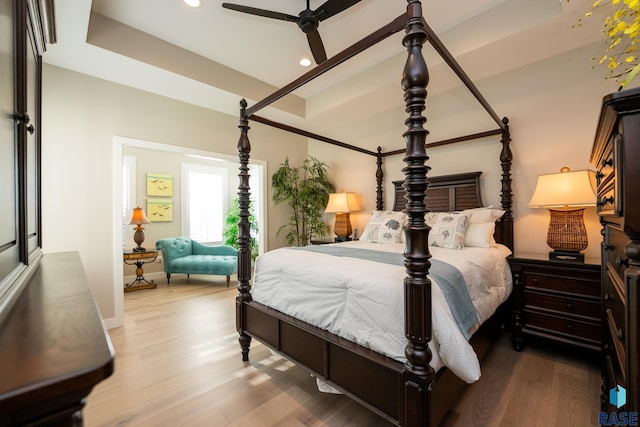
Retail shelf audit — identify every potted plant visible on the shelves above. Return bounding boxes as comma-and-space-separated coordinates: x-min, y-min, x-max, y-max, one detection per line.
272, 156, 335, 246
223, 197, 259, 260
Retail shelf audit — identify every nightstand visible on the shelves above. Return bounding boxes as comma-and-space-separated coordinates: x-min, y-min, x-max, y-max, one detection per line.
508, 253, 601, 352
310, 240, 332, 245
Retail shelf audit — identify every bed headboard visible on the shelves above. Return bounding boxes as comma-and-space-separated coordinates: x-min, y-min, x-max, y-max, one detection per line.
392, 171, 483, 212
391, 171, 512, 249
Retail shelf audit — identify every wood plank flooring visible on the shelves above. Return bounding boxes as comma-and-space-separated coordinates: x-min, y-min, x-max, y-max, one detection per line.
84, 275, 601, 426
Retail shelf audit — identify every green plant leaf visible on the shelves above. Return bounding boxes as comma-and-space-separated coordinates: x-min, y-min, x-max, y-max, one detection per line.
271, 156, 335, 246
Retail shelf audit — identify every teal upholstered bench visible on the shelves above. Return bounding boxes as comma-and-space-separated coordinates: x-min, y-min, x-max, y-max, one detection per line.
155, 237, 238, 287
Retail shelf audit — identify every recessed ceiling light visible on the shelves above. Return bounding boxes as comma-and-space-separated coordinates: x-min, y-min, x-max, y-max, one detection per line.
299, 58, 312, 67
184, 0, 202, 7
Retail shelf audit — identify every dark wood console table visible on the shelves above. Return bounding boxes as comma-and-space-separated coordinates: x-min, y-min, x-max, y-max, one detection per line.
123, 249, 159, 292
0, 252, 114, 426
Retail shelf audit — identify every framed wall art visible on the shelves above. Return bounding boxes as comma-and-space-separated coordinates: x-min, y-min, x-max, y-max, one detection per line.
147, 198, 173, 222
146, 173, 173, 197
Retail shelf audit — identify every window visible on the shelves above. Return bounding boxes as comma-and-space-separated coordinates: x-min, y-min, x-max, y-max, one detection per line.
182, 163, 228, 243
122, 155, 136, 249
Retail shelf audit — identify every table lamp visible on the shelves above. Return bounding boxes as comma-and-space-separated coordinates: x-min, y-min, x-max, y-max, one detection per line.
325, 191, 362, 242
528, 167, 596, 262
129, 206, 151, 252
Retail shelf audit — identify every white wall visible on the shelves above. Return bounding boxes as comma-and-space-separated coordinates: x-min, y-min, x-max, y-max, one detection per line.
311, 40, 620, 261
42, 34, 628, 327
42, 64, 306, 327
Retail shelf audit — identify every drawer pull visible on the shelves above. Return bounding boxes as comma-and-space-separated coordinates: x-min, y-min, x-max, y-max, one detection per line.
532, 278, 539, 285
566, 324, 574, 331
604, 244, 614, 252
616, 256, 629, 268
596, 171, 605, 185
604, 293, 614, 303
566, 303, 574, 311
598, 196, 614, 207
602, 158, 614, 168
617, 329, 624, 341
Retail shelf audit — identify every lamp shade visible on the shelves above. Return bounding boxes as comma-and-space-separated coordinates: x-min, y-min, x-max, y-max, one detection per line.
528, 168, 596, 208
129, 207, 150, 225
324, 192, 363, 213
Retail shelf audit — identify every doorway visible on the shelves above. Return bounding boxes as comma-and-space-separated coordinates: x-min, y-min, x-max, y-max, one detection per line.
111, 136, 266, 328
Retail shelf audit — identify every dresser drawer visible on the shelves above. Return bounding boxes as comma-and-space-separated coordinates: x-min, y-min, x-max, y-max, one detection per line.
596, 133, 617, 188
524, 310, 601, 343
524, 291, 600, 319
596, 133, 622, 217
604, 353, 626, 403
597, 182, 617, 216
524, 272, 600, 298
606, 272, 626, 343
605, 225, 629, 281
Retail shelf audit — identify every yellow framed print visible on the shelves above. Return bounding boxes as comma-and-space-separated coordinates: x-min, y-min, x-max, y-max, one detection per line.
146, 173, 173, 197
147, 198, 173, 222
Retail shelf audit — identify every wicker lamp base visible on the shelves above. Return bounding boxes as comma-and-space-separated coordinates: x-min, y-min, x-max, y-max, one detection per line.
546, 208, 587, 262
333, 212, 353, 242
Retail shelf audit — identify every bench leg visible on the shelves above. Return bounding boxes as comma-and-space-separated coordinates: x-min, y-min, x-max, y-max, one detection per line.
226, 275, 230, 287
166, 273, 171, 284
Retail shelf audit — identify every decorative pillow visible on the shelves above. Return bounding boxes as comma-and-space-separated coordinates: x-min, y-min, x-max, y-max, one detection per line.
460, 206, 505, 224
428, 212, 470, 250
425, 212, 438, 225
464, 222, 496, 248
361, 211, 407, 243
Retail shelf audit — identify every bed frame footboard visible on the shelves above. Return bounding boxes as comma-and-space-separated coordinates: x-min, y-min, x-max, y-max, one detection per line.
238, 298, 508, 426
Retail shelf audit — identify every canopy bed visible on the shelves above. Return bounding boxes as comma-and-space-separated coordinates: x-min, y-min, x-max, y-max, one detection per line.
232, 1, 514, 425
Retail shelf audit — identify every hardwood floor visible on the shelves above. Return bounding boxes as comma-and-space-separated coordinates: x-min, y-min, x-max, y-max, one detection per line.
84, 276, 601, 426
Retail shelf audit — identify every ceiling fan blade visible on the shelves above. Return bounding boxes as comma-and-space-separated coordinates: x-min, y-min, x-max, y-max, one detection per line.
314, 0, 361, 21
221, 3, 298, 23
306, 30, 327, 64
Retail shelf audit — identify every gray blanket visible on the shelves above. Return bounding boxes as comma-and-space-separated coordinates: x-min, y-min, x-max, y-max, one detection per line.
292, 245, 479, 339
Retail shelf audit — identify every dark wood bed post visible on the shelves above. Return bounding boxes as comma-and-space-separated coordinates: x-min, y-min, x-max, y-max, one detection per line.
401, 1, 434, 426
376, 146, 384, 210
499, 117, 514, 251
236, 98, 253, 361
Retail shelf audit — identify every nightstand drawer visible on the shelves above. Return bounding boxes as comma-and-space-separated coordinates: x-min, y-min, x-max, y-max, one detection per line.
525, 310, 600, 342
524, 291, 600, 319
524, 273, 599, 298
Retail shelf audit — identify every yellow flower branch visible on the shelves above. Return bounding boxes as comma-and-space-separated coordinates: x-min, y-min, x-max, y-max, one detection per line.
571, 0, 640, 88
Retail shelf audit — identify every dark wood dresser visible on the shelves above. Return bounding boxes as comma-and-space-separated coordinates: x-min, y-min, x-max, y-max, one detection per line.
0, 253, 114, 425
591, 87, 640, 413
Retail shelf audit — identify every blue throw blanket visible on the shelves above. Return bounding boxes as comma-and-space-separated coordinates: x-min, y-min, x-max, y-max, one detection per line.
292, 245, 478, 339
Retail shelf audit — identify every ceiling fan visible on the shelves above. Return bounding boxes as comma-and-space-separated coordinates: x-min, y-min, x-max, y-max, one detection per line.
221, 0, 362, 65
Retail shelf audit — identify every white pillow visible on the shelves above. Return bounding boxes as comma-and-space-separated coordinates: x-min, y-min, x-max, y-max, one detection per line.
428, 212, 470, 250
460, 207, 505, 224
464, 222, 496, 248
361, 211, 407, 243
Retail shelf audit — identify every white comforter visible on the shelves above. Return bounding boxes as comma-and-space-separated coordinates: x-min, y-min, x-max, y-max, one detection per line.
251, 240, 512, 383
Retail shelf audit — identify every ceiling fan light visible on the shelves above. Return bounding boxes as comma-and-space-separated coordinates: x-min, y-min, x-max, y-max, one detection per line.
184, 0, 203, 8
299, 57, 312, 67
